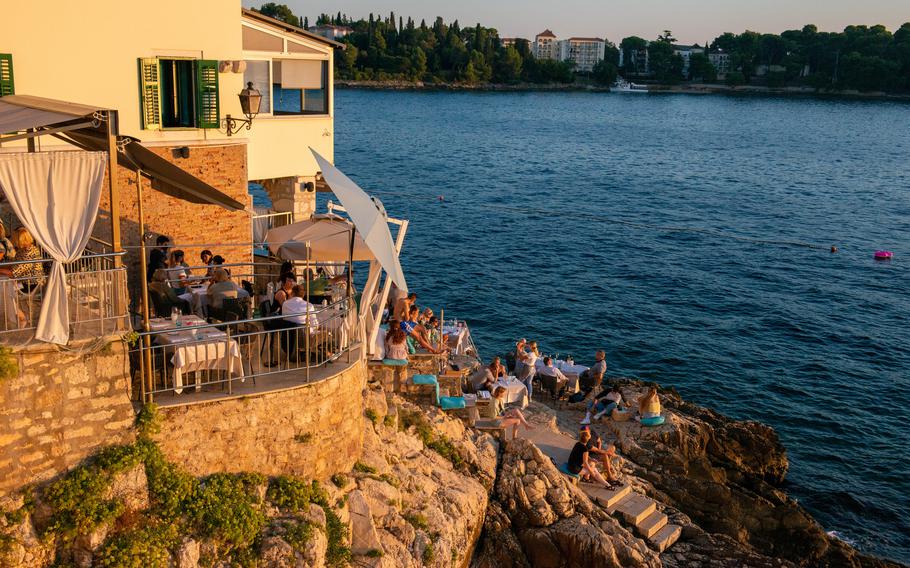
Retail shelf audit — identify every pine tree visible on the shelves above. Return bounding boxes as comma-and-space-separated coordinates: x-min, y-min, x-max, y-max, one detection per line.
303, 16, 309, 29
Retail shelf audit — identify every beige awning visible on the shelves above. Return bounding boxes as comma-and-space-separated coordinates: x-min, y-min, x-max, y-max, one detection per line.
0, 95, 106, 136
266, 214, 373, 262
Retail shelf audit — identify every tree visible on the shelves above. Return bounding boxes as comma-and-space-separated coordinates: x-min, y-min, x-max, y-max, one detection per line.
688, 53, 716, 81
658, 30, 676, 44
303, 16, 309, 29
494, 46, 523, 83
648, 39, 684, 83
591, 59, 618, 85
620, 36, 649, 75
257, 3, 299, 27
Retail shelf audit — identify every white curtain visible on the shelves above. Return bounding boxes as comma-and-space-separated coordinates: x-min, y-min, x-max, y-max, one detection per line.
0, 151, 106, 344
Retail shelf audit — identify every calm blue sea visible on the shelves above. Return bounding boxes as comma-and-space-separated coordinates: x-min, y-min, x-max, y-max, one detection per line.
294, 89, 909, 562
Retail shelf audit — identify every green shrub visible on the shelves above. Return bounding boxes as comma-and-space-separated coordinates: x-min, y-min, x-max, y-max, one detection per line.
353, 462, 377, 475
366, 548, 384, 557
135, 404, 160, 440
323, 506, 351, 568
93, 520, 177, 568
142, 443, 198, 522
0, 346, 18, 382
398, 410, 465, 469
404, 512, 429, 532
378, 473, 400, 488
189, 473, 266, 548
383, 415, 396, 428
422, 539, 435, 564
41, 444, 146, 538
294, 432, 314, 444
365, 408, 379, 425
330, 473, 349, 488
282, 520, 316, 553
267, 476, 328, 512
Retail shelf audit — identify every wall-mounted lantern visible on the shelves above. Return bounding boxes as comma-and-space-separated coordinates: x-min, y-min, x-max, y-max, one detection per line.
224, 82, 262, 136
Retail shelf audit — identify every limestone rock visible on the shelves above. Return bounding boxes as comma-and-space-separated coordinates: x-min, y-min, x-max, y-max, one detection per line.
175, 537, 200, 568
349, 489, 384, 555
103, 463, 150, 513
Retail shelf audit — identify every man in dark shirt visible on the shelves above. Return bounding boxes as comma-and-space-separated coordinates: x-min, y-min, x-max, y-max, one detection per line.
147, 235, 170, 281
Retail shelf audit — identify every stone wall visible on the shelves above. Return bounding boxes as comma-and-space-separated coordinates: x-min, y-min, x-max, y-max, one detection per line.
0, 341, 135, 500
153, 359, 367, 480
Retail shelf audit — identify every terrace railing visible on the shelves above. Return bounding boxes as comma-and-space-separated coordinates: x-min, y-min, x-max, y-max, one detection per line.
0, 251, 129, 346
131, 295, 360, 403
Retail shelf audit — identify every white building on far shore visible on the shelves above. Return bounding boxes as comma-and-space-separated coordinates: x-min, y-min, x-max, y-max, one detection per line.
558, 37, 606, 72
533, 30, 558, 60
308, 24, 352, 41
673, 44, 705, 77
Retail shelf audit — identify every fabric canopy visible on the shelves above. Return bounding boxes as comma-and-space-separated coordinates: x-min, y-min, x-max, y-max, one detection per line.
310, 149, 407, 292
0, 95, 103, 133
0, 151, 106, 344
58, 130, 245, 212
266, 214, 374, 262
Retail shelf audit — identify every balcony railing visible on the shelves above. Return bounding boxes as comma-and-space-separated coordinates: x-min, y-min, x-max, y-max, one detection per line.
130, 295, 360, 403
0, 251, 129, 346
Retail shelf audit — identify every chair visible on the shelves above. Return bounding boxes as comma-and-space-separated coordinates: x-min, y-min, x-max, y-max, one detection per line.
148, 288, 188, 318
539, 373, 562, 400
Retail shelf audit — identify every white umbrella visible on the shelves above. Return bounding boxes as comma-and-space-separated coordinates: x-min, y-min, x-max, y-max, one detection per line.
265, 214, 373, 262
311, 149, 408, 292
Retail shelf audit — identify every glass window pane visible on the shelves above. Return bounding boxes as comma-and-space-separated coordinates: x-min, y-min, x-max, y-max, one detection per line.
273, 84, 302, 114
243, 60, 271, 113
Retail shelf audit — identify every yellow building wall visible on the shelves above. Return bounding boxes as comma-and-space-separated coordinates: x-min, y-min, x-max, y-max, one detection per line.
1, 0, 243, 144
245, 107, 334, 181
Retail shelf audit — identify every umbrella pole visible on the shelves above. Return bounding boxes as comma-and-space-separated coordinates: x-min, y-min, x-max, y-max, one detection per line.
305, 240, 310, 382
136, 169, 153, 403
348, 227, 354, 363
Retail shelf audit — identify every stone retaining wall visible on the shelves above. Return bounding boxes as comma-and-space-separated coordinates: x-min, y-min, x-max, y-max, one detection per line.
0, 341, 136, 500
153, 359, 367, 479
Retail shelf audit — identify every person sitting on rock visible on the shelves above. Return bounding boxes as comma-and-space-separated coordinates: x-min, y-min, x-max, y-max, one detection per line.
484, 386, 534, 440
567, 428, 614, 488
581, 384, 626, 425
579, 350, 608, 393
581, 427, 622, 487
636, 386, 661, 420
401, 305, 445, 354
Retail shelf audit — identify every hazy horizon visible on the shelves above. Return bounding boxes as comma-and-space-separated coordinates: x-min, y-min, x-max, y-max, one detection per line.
242, 0, 908, 44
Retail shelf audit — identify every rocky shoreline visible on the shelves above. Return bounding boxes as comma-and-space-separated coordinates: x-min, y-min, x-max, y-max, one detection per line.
336, 79, 910, 101
0, 376, 904, 567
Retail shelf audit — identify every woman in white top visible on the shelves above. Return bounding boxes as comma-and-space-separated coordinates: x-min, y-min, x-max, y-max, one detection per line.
517, 340, 539, 400
167, 249, 191, 294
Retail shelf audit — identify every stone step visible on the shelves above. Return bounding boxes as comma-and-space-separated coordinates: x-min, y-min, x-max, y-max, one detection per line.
649, 523, 682, 553
579, 482, 632, 509
612, 493, 657, 525
636, 509, 668, 539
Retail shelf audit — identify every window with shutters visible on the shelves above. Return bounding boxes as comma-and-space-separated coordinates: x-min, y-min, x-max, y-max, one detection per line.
0, 54, 14, 97
271, 59, 329, 115
138, 57, 220, 130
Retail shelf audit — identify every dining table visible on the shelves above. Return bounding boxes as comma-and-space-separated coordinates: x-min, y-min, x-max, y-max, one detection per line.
149, 316, 244, 394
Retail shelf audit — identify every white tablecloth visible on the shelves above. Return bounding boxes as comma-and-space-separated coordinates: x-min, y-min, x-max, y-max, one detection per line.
178, 285, 249, 317
156, 326, 244, 394
442, 325, 471, 355
494, 376, 528, 408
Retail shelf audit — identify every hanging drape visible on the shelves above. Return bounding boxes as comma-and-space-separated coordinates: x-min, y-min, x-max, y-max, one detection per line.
0, 151, 106, 344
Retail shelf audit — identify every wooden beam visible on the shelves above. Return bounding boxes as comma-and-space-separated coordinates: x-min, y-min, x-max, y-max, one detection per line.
105, 111, 123, 265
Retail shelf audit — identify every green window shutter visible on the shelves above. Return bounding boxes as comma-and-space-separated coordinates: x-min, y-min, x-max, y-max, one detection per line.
195, 59, 220, 129
0, 54, 14, 97
138, 57, 161, 130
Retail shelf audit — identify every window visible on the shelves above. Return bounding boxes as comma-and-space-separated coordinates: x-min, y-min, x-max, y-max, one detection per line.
138, 58, 219, 130
0, 54, 13, 97
242, 61, 271, 114
271, 60, 329, 115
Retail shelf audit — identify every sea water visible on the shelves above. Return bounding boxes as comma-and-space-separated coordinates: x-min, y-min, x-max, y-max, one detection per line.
298, 89, 909, 562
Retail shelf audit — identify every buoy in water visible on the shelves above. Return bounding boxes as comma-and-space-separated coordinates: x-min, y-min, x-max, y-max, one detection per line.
874, 250, 893, 260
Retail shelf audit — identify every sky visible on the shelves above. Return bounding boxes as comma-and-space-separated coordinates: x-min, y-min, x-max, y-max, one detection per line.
242, 0, 907, 44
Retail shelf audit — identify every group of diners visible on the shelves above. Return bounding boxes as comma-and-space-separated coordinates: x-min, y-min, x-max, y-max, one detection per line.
384, 290, 448, 356
0, 221, 48, 289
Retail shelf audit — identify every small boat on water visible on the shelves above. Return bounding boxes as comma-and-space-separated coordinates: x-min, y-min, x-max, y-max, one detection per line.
612, 79, 649, 93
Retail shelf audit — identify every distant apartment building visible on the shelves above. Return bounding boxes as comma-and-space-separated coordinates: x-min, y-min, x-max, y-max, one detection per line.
619, 45, 650, 75
673, 44, 705, 77
501, 37, 518, 48
308, 24, 352, 41
708, 51, 731, 78
558, 37, 606, 72
533, 29, 558, 60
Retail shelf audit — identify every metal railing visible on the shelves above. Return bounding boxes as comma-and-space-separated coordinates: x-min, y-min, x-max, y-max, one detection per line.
0, 251, 129, 346
131, 296, 360, 402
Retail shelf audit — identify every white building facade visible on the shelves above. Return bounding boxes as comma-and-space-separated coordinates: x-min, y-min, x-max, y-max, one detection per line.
533, 30, 558, 60
673, 44, 705, 77
558, 38, 606, 72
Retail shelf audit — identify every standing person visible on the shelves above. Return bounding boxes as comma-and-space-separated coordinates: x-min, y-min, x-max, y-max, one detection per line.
579, 350, 608, 393
395, 292, 417, 322
11, 227, 45, 290
484, 386, 534, 440
566, 429, 614, 488
517, 340, 539, 400
513, 338, 528, 376
148, 235, 170, 281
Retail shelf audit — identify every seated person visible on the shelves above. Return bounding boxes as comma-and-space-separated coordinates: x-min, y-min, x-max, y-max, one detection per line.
567, 428, 614, 488
483, 386, 534, 440
206, 268, 240, 310
581, 384, 626, 425
488, 356, 506, 379
401, 305, 445, 354
209, 255, 229, 279
272, 274, 296, 312
149, 269, 190, 315
636, 387, 661, 419
307, 271, 330, 302
281, 285, 318, 330
166, 249, 191, 294
424, 315, 449, 347
579, 350, 608, 392
471, 357, 505, 392
418, 307, 433, 325
0, 248, 26, 329
200, 249, 214, 276
582, 428, 621, 487
538, 356, 570, 397
384, 323, 409, 361
147, 235, 169, 281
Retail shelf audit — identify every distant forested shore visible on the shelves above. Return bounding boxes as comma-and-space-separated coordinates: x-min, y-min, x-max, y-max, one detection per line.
253, 3, 910, 94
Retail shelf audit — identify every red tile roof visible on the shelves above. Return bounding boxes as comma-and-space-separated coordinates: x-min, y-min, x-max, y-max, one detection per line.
536, 29, 556, 38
